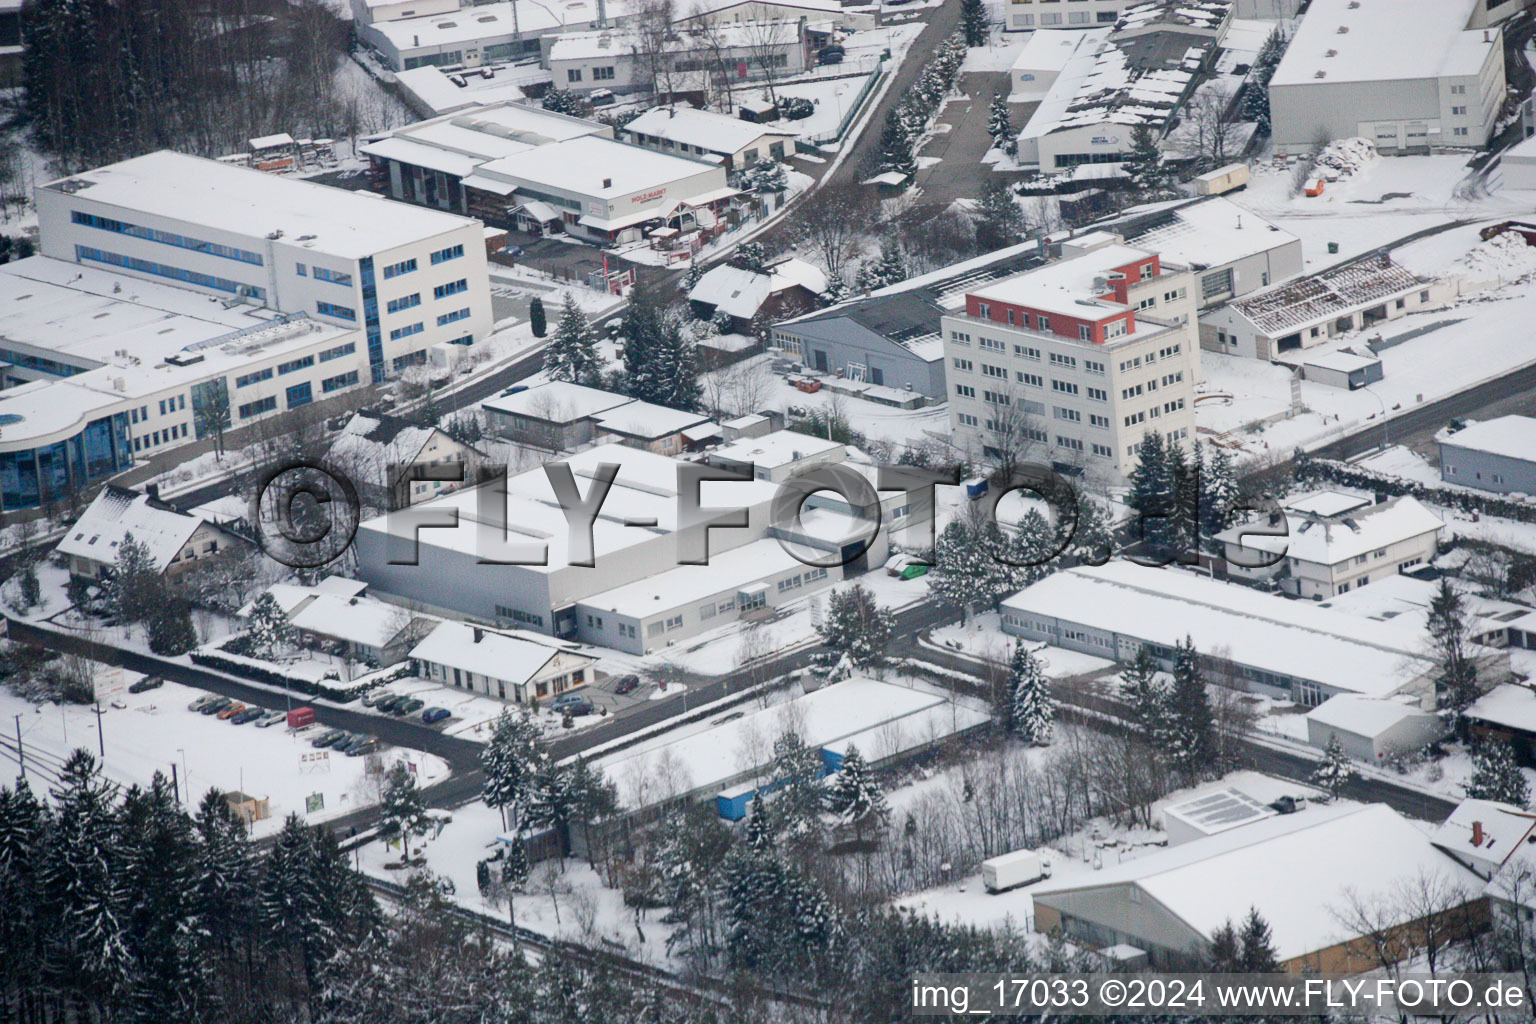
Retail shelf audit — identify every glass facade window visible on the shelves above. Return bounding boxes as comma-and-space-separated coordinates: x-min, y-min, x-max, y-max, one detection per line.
433, 279, 468, 299
436, 308, 469, 326
383, 259, 417, 279
75, 245, 265, 299
312, 266, 354, 287
322, 370, 359, 393
430, 244, 465, 265
286, 382, 313, 409
361, 257, 384, 383
316, 301, 356, 322
319, 343, 356, 362
70, 210, 264, 265
386, 294, 421, 314
0, 412, 131, 511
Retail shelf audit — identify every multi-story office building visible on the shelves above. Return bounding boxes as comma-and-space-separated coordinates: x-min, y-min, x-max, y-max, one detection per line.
37, 150, 493, 383
942, 233, 1200, 482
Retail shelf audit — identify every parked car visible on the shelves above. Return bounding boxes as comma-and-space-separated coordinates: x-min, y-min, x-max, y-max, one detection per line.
346, 739, 378, 757
200, 697, 233, 716
128, 676, 164, 694
332, 733, 366, 754
216, 702, 247, 720
372, 694, 404, 712
395, 698, 425, 716
817, 49, 844, 64
230, 706, 265, 725
256, 710, 287, 728
311, 729, 346, 748
589, 88, 616, 107
362, 690, 395, 708
187, 694, 218, 712
422, 707, 452, 724
613, 675, 640, 695
550, 693, 595, 716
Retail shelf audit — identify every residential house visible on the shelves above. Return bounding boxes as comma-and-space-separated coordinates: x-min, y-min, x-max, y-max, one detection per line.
57, 486, 245, 583
687, 257, 827, 331
410, 620, 596, 703
254, 578, 436, 665
625, 107, 797, 172
1214, 490, 1444, 599
326, 411, 485, 508
1430, 798, 1536, 880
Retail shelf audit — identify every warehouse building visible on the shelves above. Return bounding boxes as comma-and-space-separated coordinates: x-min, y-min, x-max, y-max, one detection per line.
547, 20, 810, 97
1438, 416, 1536, 495
1268, 0, 1507, 156
357, 0, 635, 71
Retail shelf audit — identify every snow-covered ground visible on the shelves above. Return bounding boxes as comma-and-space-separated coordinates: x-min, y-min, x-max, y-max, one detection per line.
0, 674, 449, 838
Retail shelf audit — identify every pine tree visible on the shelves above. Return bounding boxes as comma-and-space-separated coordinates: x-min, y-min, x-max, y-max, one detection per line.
744, 793, 775, 853
106, 532, 161, 627
817, 584, 894, 672
1165, 635, 1214, 779
1008, 643, 1055, 746
245, 591, 294, 661
1238, 907, 1281, 972
684, 260, 706, 294
1201, 446, 1241, 545
1119, 648, 1167, 739
147, 599, 197, 656
962, 0, 988, 46
1124, 123, 1174, 199
930, 517, 988, 623
976, 182, 1026, 251
1467, 740, 1531, 808
771, 731, 825, 853
381, 762, 431, 861
1428, 580, 1481, 711
501, 838, 530, 890
1171, 440, 1199, 558
480, 709, 548, 834
1128, 431, 1175, 552
878, 109, 917, 178
1207, 920, 1240, 971
729, 241, 769, 275
0, 778, 47, 1014
546, 292, 602, 386
1066, 486, 1115, 565
987, 93, 1014, 151
824, 745, 889, 840
528, 296, 547, 338
1311, 734, 1355, 799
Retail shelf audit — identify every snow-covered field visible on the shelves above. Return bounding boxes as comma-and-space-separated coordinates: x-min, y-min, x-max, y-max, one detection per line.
0, 674, 449, 838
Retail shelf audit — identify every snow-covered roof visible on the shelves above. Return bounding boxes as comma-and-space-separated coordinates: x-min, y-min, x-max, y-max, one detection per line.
481, 380, 634, 422
1161, 787, 1275, 837
682, 0, 840, 16
1438, 415, 1536, 465
409, 620, 587, 682
1305, 694, 1432, 738
56, 486, 207, 572
1111, 196, 1300, 274
708, 429, 846, 471
688, 257, 828, 320
1113, 0, 1231, 33
967, 243, 1157, 319
1227, 256, 1430, 336
370, 0, 631, 50
626, 106, 796, 156
364, 102, 607, 170
590, 400, 711, 440
1269, 0, 1492, 89
1285, 489, 1370, 518
1034, 803, 1481, 962
1214, 494, 1443, 568
1431, 798, 1536, 878
1466, 683, 1536, 733
475, 135, 721, 200
1002, 562, 1437, 698
579, 538, 807, 617
1301, 350, 1380, 374
288, 593, 427, 648
1018, 29, 1116, 143
393, 65, 541, 117
44, 152, 478, 260
595, 678, 956, 808
1012, 30, 1094, 73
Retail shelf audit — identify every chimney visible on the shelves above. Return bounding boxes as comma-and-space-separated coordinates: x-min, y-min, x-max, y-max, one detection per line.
602, 177, 612, 188
473, 627, 484, 643
1473, 820, 1485, 847
145, 483, 160, 501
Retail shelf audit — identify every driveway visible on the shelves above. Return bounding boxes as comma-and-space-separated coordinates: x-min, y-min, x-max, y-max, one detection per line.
914, 70, 1019, 208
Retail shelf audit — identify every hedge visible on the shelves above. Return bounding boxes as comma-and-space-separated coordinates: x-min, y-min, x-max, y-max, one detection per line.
189, 644, 415, 703
1297, 456, 1536, 525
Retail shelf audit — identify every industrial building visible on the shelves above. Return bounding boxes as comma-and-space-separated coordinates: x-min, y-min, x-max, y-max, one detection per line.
1267, 0, 1507, 156
942, 233, 1200, 482
547, 20, 811, 97
1438, 416, 1536, 494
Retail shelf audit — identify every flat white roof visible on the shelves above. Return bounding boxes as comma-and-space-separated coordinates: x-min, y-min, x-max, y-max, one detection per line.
1270, 0, 1492, 88
1003, 562, 1437, 697
1283, 489, 1371, 518
709, 429, 845, 469
578, 537, 807, 618
626, 106, 796, 155
370, 0, 629, 50
1438, 415, 1536, 465
1012, 29, 1091, 73
1119, 197, 1300, 273
482, 380, 634, 422
1162, 787, 1275, 836
393, 65, 540, 116
1215, 495, 1444, 567
46, 151, 478, 258
968, 243, 1155, 319
1305, 694, 1430, 738
477, 135, 720, 199
1302, 350, 1381, 373
1034, 804, 1482, 962
590, 400, 710, 439
1466, 683, 1536, 732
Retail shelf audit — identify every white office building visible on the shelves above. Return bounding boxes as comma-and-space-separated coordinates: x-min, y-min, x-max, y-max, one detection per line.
1268, 0, 1507, 156
943, 233, 1200, 483
37, 151, 493, 384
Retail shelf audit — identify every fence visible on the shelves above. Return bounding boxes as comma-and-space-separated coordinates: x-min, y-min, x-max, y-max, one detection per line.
793, 64, 887, 146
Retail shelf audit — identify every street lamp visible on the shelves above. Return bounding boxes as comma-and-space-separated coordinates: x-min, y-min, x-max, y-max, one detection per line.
1362, 386, 1390, 452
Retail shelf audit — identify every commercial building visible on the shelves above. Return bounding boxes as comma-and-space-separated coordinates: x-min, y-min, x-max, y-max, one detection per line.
0, 0, 22, 86
57, 486, 245, 582
1010, 30, 1103, 99
0, 254, 373, 511
1001, 561, 1449, 708
1200, 256, 1444, 360
547, 20, 810, 97
392, 64, 545, 118
1268, 0, 1507, 156
1214, 490, 1444, 599
1005, 0, 1123, 31
943, 233, 1200, 482
357, 0, 634, 71
1014, 1, 1234, 172
481, 380, 711, 454
773, 242, 1052, 401
1097, 196, 1304, 311
1438, 416, 1536, 494
1031, 804, 1486, 971
409, 620, 596, 703
37, 151, 493, 384
625, 106, 798, 171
